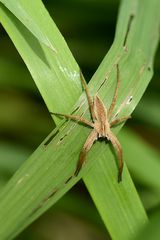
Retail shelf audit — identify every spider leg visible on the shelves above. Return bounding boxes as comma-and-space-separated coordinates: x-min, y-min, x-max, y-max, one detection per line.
110, 116, 131, 127
109, 133, 123, 182
108, 64, 120, 120
80, 71, 96, 121
50, 112, 94, 128
74, 130, 98, 176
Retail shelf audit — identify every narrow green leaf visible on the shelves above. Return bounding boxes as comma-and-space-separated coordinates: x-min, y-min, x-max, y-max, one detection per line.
0, 0, 60, 52
83, 0, 160, 239
0, 0, 159, 239
0, 2, 81, 124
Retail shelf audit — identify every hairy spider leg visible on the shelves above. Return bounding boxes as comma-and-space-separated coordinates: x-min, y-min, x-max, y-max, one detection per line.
79, 71, 96, 121
109, 133, 123, 182
50, 65, 131, 182
108, 64, 120, 120
50, 70, 96, 126
110, 116, 131, 127
50, 112, 93, 128
74, 130, 98, 176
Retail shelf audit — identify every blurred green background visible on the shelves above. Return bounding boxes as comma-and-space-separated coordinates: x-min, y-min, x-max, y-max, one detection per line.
0, 0, 159, 239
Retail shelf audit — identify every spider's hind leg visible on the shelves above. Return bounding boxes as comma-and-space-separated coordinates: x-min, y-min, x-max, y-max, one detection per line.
74, 129, 97, 176
109, 133, 123, 182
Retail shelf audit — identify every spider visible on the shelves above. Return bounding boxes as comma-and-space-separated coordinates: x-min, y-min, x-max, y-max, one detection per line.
51, 64, 130, 182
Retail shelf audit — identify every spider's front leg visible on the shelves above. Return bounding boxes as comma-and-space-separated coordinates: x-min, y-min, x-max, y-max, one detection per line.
108, 64, 120, 120
80, 71, 96, 121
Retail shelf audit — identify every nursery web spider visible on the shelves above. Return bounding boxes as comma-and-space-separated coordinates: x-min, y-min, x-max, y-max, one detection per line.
51, 64, 130, 182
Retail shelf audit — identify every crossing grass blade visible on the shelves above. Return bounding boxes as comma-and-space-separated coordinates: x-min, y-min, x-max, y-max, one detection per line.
0, 0, 159, 239
0, 0, 61, 51
0, 1, 82, 125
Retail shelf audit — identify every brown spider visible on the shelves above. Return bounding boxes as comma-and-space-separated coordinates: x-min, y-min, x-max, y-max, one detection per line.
51, 64, 130, 182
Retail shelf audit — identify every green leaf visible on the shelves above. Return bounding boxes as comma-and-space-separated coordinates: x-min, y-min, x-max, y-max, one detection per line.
0, 0, 159, 239
0, 0, 60, 52
0, 1, 81, 125
83, 0, 160, 239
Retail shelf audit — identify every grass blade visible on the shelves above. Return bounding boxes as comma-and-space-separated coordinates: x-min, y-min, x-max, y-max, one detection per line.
0, 0, 159, 239
0, 2, 81, 125
0, 0, 60, 51
84, 0, 160, 238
